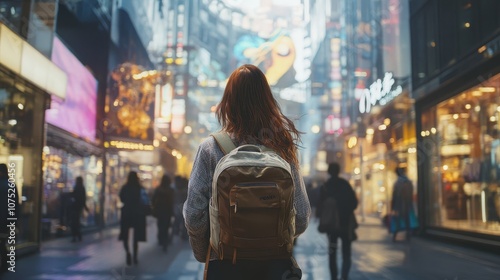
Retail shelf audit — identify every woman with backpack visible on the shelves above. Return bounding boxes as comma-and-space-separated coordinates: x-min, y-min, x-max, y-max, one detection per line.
183, 64, 311, 280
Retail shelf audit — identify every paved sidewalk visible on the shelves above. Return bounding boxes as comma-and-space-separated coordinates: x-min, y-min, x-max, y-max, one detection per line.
2, 217, 190, 280
164, 216, 500, 280
3, 215, 500, 279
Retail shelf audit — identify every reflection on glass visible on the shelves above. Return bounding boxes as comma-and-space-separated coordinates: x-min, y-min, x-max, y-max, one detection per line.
421, 73, 500, 235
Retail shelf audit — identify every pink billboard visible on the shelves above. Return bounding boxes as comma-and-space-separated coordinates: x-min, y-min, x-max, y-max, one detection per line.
46, 36, 97, 142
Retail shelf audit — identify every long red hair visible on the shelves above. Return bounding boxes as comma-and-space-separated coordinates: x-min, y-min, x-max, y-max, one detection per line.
216, 64, 302, 165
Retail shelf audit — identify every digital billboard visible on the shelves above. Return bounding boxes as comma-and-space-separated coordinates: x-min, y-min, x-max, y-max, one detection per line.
46, 36, 97, 142
104, 63, 155, 144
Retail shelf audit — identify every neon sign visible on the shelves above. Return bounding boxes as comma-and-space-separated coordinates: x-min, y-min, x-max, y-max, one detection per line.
359, 72, 403, 113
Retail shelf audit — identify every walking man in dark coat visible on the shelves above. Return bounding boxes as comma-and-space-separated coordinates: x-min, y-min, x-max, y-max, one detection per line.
317, 162, 358, 280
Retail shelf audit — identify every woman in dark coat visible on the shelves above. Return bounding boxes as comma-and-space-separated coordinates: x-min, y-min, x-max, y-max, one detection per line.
70, 176, 88, 242
119, 171, 147, 265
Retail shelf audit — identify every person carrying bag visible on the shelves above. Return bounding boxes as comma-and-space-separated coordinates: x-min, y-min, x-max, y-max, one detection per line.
183, 64, 311, 280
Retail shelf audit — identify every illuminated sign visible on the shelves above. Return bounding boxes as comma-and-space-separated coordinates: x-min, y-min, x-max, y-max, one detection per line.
170, 99, 186, 134
359, 72, 403, 113
104, 141, 155, 151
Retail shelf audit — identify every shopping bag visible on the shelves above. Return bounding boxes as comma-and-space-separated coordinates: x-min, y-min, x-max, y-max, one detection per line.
389, 209, 419, 233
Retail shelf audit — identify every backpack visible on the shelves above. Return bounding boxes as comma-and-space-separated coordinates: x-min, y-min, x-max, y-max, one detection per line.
317, 185, 340, 234
209, 132, 296, 263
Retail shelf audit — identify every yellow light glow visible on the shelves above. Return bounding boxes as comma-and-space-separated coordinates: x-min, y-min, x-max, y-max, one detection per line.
347, 137, 357, 149
311, 125, 321, 134
479, 87, 496, 93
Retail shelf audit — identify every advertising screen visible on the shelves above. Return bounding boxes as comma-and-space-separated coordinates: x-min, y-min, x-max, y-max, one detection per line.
46, 37, 97, 142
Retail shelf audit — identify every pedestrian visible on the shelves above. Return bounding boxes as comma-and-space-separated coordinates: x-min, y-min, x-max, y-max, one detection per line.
316, 162, 358, 280
70, 176, 88, 242
119, 171, 147, 266
391, 167, 414, 241
183, 64, 311, 280
173, 175, 188, 240
152, 174, 174, 251
0, 163, 19, 272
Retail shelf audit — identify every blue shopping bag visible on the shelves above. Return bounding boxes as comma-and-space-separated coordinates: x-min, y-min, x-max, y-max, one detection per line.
389, 208, 419, 233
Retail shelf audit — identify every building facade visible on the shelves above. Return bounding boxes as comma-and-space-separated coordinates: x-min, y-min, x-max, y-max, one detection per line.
411, 0, 500, 247
0, 1, 67, 253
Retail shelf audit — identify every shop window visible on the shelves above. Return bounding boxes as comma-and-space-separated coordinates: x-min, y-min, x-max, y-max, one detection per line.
420, 73, 500, 235
0, 76, 46, 245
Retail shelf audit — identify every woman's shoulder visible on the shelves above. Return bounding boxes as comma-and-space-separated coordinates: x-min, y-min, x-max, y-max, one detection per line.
199, 135, 218, 149
198, 135, 225, 158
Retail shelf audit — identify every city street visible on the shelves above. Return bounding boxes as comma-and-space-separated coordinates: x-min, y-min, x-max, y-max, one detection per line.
2, 216, 500, 280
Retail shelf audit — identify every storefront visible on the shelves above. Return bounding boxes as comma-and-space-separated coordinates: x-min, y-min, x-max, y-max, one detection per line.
40, 36, 102, 239
0, 23, 67, 253
42, 132, 102, 239
346, 84, 417, 217
418, 71, 500, 243
411, 0, 500, 247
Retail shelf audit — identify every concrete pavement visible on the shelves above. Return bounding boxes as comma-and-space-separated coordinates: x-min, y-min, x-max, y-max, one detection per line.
2, 216, 500, 279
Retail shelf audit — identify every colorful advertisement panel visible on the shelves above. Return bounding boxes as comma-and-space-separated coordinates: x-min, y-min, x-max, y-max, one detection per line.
104, 63, 155, 145
46, 36, 97, 142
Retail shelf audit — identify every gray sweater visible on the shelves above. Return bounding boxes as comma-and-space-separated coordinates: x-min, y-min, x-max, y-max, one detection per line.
183, 136, 311, 262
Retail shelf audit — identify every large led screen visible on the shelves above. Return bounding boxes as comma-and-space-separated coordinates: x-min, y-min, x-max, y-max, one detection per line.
46, 37, 97, 142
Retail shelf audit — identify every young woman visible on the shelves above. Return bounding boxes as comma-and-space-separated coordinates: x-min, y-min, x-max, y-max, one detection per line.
183, 64, 311, 279
119, 171, 147, 265
70, 176, 88, 242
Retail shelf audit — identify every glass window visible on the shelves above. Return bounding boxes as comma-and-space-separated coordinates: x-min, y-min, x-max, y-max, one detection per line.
0, 73, 46, 245
411, 10, 426, 86
420, 73, 500, 235
0, 1, 23, 34
425, 1, 439, 76
458, 0, 478, 56
479, 0, 500, 40
438, 1, 459, 68
411, 0, 438, 86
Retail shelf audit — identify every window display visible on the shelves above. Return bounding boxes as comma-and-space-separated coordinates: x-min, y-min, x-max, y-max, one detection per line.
42, 147, 102, 238
0, 74, 46, 246
421, 73, 500, 235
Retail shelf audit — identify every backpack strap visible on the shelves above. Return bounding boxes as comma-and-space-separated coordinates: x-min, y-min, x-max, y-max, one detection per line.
211, 132, 237, 155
